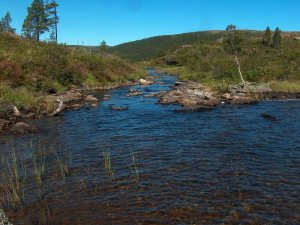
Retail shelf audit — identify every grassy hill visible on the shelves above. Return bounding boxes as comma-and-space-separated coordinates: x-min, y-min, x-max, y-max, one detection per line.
141, 30, 300, 92
0, 32, 144, 115
110, 31, 227, 62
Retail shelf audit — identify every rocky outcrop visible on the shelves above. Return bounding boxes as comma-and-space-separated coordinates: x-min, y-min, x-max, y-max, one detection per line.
157, 81, 270, 110
158, 81, 220, 111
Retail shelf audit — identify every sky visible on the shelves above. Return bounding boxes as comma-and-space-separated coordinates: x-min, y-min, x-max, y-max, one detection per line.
0, 0, 299, 46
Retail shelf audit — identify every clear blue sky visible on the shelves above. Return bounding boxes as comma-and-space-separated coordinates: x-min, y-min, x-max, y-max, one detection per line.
0, 0, 299, 46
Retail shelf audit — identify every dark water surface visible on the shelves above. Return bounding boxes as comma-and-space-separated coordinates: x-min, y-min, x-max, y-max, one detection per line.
0, 69, 300, 224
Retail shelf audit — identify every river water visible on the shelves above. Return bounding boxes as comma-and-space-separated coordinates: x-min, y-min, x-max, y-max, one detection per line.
0, 69, 299, 224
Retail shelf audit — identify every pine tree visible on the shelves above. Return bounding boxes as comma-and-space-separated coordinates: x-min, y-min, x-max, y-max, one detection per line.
22, 0, 48, 41
46, 0, 59, 42
0, 12, 15, 33
99, 40, 108, 55
272, 27, 282, 48
224, 24, 247, 86
262, 26, 272, 46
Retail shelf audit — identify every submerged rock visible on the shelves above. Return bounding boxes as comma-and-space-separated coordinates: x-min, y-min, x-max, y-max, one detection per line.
10, 122, 39, 134
261, 113, 277, 121
109, 105, 128, 111
127, 91, 144, 97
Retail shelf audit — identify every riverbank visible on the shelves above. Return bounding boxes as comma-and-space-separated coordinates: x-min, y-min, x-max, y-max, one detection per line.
0, 80, 139, 135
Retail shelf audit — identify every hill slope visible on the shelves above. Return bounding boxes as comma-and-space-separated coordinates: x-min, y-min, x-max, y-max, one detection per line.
110, 31, 227, 62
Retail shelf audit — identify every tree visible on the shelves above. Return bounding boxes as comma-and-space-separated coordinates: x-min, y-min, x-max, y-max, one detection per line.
0, 12, 16, 33
272, 27, 281, 48
224, 24, 247, 86
46, 0, 59, 42
22, 0, 48, 41
99, 40, 108, 55
262, 26, 272, 46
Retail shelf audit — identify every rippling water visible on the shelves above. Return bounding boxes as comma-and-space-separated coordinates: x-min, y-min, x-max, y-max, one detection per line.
0, 69, 300, 224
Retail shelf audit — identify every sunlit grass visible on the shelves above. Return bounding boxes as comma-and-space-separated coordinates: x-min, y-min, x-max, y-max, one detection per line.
269, 81, 300, 92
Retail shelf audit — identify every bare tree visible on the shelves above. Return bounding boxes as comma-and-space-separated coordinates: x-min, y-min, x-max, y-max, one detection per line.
224, 25, 247, 86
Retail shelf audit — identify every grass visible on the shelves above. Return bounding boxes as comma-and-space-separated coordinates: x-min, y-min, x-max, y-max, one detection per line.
0, 84, 38, 110
27, 141, 46, 186
0, 32, 145, 116
101, 146, 114, 177
55, 149, 71, 182
0, 147, 27, 210
130, 152, 139, 181
151, 32, 300, 90
269, 81, 300, 92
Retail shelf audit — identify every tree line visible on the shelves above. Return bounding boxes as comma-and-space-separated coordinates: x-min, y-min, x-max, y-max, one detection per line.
0, 0, 59, 42
262, 26, 282, 48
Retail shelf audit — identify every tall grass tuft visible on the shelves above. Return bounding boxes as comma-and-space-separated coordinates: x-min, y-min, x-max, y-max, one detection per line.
27, 141, 46, 186
101, 146, 114, 176
0, 147, 27, 210
130, 152, 139, 181
55, 150, 71, 182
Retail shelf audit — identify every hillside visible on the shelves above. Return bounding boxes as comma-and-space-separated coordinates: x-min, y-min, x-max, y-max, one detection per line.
110, 31, 227, 62
0, 32, 144, 115
147, 30, 300, 92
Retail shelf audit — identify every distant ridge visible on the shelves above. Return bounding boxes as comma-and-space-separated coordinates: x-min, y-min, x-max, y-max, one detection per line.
110, 29, 300, 62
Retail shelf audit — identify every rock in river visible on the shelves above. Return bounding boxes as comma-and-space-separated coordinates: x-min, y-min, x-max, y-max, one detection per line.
139, 79, 153, 85
109, 105, 128, 111
84, 95, 98, 102
10, 122, 39, 134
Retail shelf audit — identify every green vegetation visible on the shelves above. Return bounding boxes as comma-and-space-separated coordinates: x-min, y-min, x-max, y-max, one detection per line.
0, 147, 27, 209
0, 32, 144, 114
142, 29, 300, 91
22, 0, 58, 41
0, 12, 15, 33
101, 146, 114, 177
111, 31, 224, 61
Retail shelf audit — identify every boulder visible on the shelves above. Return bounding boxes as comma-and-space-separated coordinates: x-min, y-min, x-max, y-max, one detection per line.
10, 122, 39, 134
221, 93, 233, 100
139, 79, 153, 85
84, 95, 98, 102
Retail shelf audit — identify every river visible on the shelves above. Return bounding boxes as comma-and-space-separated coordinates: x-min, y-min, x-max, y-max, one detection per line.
0, 69, 299, 224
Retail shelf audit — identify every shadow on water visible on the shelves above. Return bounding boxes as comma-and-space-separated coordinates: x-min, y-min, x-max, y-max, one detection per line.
0, 69, 300, 224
